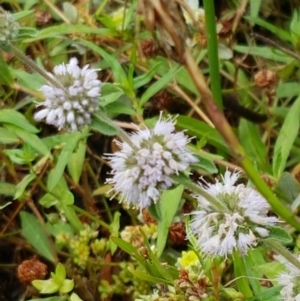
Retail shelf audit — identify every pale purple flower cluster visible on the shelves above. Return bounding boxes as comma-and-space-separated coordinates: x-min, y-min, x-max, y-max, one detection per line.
107, 114, 198, 209
34, 57, 101, 132
189, 171, 278, 257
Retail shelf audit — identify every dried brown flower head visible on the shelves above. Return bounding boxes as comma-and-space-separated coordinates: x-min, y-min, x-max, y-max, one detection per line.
17, 257, 47, 284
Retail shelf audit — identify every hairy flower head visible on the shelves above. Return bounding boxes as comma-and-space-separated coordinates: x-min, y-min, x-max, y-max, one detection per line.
106, 114, 198, 209
277, 254, 300, 301
188, 171, 278, 257
0, 7, 19, 47
34, 57, 101, 132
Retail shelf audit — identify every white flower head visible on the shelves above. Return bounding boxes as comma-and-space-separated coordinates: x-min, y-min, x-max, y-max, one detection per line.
277, 254, 300, 301
0, 7, 19, 46
188, 170, 278, 257
34, 57, 101, 132
106, 113, 198, 209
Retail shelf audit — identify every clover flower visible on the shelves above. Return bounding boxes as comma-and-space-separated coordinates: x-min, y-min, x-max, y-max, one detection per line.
0, 7, 19, 47
188, 170, 278, 257
34, 57, 101, 132
277, 254, 300, 301
106, 114, 198, 209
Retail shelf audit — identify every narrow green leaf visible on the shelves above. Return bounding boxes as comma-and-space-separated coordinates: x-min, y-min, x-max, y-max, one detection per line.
274, 172, 300, 204
14, 173, 36, 199
156, 185, 184, 257
239, 120, 270, 172
25, 25, 117, 42
60, 202, 83, 232
232, 251, 253, 298
47, 132, 83, 191
0, 55, 13, 85
133, 62, 161, 89
0, 182, 16, 197
276, 82, 300, 98
5, 124, 49, 156
20, 211, 56, 263
140, 66, 180, 106
244, 16, 293, 42
108, 212, 120, 255
67, 139, 86, 184
90, 112, 117, 136
79, 39, 129, 89
176, 115, 228, 152
234, 45, 293, 63
0, 127, 20, 144
273, 95, 300, 177
128, 266, 171, 284
250, 0, 263, 19
26, 297, 67, 301
265, 226, 293, 244
0, 109, 39, 133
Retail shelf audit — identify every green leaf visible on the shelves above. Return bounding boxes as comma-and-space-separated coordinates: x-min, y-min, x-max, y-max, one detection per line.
176, 115, 228, 152
232, 251, 253, 298
273, 95, 300, 177
244, 16, 292, 42
20, 211, 56, 263
108, 212, 120, 255
234, 45, 293, 63
244, 248, 266, 294
39, 193, 59, 208
59, 279, 74, 294
25, 25, 117, 42
32, 279, 59, 294
140, 66, 180, 106
67, 139, 86, 184
0, 55, 13, 85
0, 109, 39, 133
111, 236, 146, 264
105, 100, 136, 116
26, 297, 67, 301
239, 120, 270, 172
61, 203, 83, 232
54, 263, 66, 285
47, 132, 83, 191
246, 285, 281, 301
156, 185, 184, 257
5, 124, 49, 156
192, 155, 218, 174
99, 83, 125, 106
0, 182, 16, 197
90, 112, 117, 136
274, 172, 300, 205
250, 0, 263, 19
0, 127, 20, 144
133, 62, 161, 89
79, 39, 129, 90
276, 82, 300, 98
264, 226, 293, 244
14, 174, 36, 199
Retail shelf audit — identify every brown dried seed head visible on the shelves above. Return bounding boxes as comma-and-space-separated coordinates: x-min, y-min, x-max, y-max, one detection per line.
17, 257, 47, 284
254, 69, 277, 89
217, 20, 232, 39
140, 39, 158, 58
142, 208, 157, 224
169, 222, 186, 245
35, 10, 52, 26
148, 90, 173, 112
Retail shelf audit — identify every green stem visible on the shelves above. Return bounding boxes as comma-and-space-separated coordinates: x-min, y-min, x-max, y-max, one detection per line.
172, 174, 229, 212
232, 250, 253, 298
241, 157, 300, 230
265, 239, 300, 271
203, 0, 223, 110
10, 44, 66, 91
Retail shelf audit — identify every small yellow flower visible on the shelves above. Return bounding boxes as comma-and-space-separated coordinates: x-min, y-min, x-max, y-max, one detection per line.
178, 250, 199, 268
